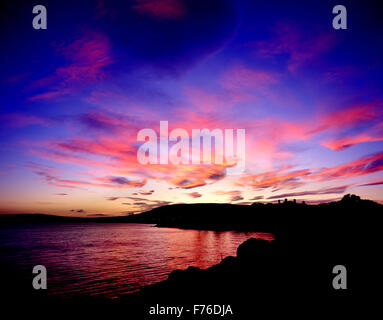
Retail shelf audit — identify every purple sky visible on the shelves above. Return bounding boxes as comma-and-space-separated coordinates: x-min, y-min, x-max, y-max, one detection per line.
0, 0, 382, 216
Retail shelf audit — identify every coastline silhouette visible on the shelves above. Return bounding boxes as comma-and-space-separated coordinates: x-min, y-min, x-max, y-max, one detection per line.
1, 194, 381, 235
119, 194, 380, 317
1, 194, 381, 317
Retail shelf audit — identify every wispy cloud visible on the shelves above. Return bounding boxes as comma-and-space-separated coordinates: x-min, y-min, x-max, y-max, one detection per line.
132, 0, 186, 20
267, 185, 349, 200
358, 180, 383, 187
185, 192, 202, 198
29, 32, 113, 101
310, 152, 383, 181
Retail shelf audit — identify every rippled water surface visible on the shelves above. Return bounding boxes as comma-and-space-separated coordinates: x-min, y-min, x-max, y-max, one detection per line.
0, 223, 273, 298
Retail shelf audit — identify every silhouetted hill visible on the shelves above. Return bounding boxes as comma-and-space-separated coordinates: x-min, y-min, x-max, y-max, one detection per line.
121, 236, 357, 317
128, 194, 382, 234
1, 194, 381, 317
120, 195, 382, 316
1, 195, 381, 236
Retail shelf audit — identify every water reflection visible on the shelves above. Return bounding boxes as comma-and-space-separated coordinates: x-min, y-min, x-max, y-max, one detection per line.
0, 223, 273, 298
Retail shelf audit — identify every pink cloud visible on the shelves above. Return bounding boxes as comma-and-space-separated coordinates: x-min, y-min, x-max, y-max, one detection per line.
55, 32, 113, 81
235, 151, 383, 193
358, 180, 383, 187
237, 168, 310, 191
266, 185, 349, 200
31, 149, 115, 170
107, 197, 120, 201
214, 190, 244, 202
31, 165, 146, 189
230, 195, 244, 202
215, 190, 242, 196
185, 192, 202, 198
250, 195, 264, 201
24, 85, 383, 196
321, 132, 383, 151
132, 0, 186, 20
54, 138, 138, 163
29, 32, 113, 101
139, 190, 155, 195
96, 176, 147, 188
310, 102, 382, 135
310, 152, 383, 181
28, 108, 237, 190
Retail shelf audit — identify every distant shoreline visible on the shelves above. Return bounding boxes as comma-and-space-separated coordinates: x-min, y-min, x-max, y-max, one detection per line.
1, 195, 381, 234
0, 195, 383, 233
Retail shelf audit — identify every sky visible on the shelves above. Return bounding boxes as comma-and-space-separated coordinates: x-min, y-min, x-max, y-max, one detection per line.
0, 0, 382, 216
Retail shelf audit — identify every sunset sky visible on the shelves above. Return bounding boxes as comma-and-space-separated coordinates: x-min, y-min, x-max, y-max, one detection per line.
0, 0, 382, 216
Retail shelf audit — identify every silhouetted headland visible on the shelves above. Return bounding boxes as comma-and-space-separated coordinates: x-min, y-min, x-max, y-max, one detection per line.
121, 195, 381, 316
2, 194, 381, 235
2, 195, 380, 317
129, 194, 382, 233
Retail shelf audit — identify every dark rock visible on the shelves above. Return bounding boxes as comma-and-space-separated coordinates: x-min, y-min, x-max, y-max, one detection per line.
236, 238, 273, 262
